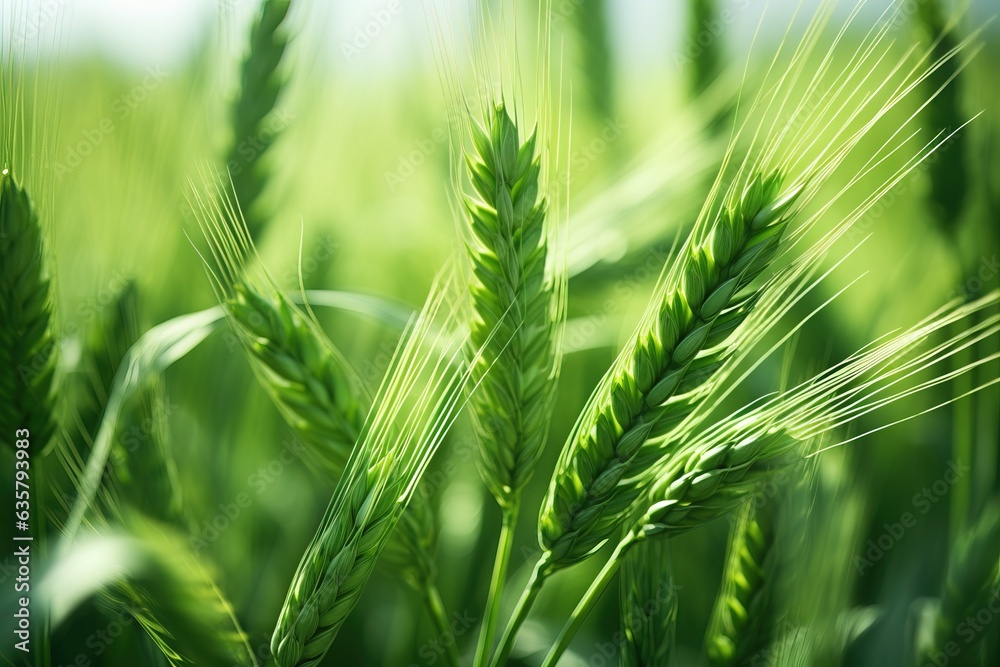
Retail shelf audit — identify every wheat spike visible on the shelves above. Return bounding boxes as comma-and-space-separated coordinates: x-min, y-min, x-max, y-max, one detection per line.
620, 538, 678, 667
111, 377, 185, 526
0, 169, 57, 451
638, 293, 1000, 540
539, 171, 801, 572
705, 460, 816, 667
705, 499, 778, 665
464, 101, 560, 509
225, 282, 367, 473
538, 291, 1000, 667
226, 0, 293, 241
194, 175, 446, 595
270, 272, 478, 666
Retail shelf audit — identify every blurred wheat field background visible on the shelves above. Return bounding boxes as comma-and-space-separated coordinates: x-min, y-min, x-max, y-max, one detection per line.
1, 0, 999, 666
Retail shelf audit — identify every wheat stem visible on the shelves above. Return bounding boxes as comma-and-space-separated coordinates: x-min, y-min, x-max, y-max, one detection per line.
474, 506, 519, 667
540, 533, 636, 667
422, 577, 461, 667
489, 554, 549, 667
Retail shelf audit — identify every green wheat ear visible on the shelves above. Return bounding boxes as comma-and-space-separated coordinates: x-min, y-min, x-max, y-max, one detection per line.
224, 282, 367, 473
464, 100, 565, 666
66, 279, 184, 525
227, 280, 445, 594
111, 377, 185, 526
0, 168, 57, 451
269, 271, 479, 666
464, 101, 561, 511
539, 170, 800, 573
620, 538, 679, 667
226, 0, 293, 242
705, 470, 810, 666
706, 498, 779, 665
192, 173, 456, 660
74, 280, 140, 442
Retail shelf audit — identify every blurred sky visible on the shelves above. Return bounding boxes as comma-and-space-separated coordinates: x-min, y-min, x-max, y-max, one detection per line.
2, 0, 996, 75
